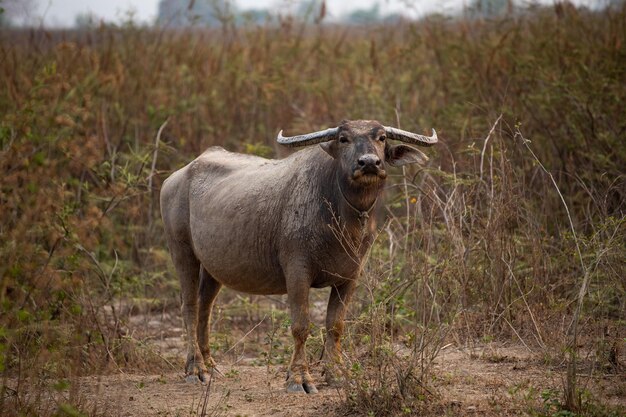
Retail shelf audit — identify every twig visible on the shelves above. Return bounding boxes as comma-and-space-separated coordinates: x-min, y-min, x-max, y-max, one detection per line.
516, 128, 587, 410
480, 114, 503, 182
503, 317, 533, 353
394, 108, 412, 251
148, 119, 168, 192
199, 367, 213, 417
19, 236, 63, 310
148, 119, 168, 228
224, 315, 267, 357
134, 338, 177, 370
503, 258, 546, 349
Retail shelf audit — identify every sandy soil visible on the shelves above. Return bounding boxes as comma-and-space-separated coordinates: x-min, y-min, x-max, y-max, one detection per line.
80, 365, 341, 417
5, 298, 624, 416
74, 343, 624, 417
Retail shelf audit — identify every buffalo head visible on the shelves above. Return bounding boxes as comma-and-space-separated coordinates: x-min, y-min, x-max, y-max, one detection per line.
277, 120, 437, 187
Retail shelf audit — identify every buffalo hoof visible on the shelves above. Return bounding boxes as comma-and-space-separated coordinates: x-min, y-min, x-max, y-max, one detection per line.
303, 382, 319, 394
184, 372, 210, 384
286, 381, 318, 394
185, 374, 201, 384
286, 370, 318, 394
286, 381, 306, 393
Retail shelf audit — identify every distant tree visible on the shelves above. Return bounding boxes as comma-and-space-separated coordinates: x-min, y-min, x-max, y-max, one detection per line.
295, 0, 326, 23
237, 8, 272, 25
467, 0, 513, 18
74, 12, 99, 29
382, 13, 405, 24
346, 3, 381, 24
157, 0, 236, 27
608, 0, 626, 9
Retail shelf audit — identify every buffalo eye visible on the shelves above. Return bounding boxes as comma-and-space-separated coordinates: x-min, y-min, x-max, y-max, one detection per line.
379, 135, 386, 142
339, 136, 349, 144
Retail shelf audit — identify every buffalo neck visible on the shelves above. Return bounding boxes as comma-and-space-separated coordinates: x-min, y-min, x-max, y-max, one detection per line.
336, 175, 381, 215
320, 159, 383, 230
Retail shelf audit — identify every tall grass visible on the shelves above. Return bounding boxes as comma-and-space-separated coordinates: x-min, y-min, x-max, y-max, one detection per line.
0, 3, 624, 415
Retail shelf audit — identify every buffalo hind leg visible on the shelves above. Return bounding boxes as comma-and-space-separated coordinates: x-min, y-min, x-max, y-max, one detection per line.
285, 268, 317, 394
324, 282, 356, 386
197, 268, 222, 371
168, 241, 208, 383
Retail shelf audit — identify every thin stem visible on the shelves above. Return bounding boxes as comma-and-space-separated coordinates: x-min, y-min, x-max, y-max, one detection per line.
516, 128, 588, 411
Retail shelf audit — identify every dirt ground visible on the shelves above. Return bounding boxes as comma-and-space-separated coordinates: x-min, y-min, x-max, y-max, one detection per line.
76, 341, 624, 417
5, 300, 624, 416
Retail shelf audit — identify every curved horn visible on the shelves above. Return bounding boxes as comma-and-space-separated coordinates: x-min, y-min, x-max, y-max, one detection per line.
384, 126, 438, 147
276, 127, 339, 147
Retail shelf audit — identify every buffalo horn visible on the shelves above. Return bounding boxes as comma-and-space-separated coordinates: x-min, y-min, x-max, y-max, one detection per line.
384, 127, 438, 146
276, 127, 339, 147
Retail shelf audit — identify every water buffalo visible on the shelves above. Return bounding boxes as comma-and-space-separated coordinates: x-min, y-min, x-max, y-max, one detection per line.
160, 119, 437, 393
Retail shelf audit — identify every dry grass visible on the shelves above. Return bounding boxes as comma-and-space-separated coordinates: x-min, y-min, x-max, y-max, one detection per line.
1, 3, 625, 416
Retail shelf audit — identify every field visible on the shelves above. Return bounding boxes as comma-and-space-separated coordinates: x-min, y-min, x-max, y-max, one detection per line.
0, 3, 625, 416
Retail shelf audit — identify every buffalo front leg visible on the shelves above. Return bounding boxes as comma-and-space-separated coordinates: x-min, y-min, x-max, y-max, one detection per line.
197, 268, 222, 371
285, 272, 317, 394
324, 282, 356, 386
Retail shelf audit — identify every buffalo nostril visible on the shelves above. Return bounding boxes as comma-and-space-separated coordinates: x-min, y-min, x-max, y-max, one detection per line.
358, 160, 365, 166
375, 159, 381, 166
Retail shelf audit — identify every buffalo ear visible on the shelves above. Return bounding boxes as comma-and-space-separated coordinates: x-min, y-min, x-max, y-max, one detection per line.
385, 144, 429, 167
320, 141, 339, 159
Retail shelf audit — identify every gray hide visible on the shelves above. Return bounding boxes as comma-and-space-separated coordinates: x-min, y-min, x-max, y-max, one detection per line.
160, 120, 437, 393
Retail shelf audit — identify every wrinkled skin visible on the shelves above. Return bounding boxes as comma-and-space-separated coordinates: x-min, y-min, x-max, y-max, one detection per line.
160, 120, 429, 393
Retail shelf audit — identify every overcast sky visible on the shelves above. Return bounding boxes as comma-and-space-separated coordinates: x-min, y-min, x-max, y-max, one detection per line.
19, 0, 606, 27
